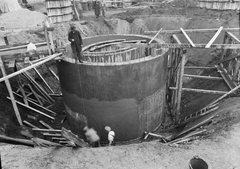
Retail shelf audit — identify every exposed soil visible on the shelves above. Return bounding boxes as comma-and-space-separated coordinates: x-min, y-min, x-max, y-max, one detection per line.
1, 1, 240, 168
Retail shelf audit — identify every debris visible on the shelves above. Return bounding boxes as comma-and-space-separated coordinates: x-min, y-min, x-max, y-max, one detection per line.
31, 137, 62, 147
27, 115, 37, 121
23, 120, 39, 129
61, 127, 89, 147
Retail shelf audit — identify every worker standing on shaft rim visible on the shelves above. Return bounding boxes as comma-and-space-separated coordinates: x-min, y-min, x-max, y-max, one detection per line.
105, 126, 115, 146
68, 23, 83, 63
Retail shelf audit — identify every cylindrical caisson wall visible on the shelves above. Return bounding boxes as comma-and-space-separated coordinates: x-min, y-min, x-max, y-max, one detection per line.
57, 35, 168, 142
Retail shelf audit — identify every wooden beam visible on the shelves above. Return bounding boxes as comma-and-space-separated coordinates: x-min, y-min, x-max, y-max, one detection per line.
0, 42, 48, 53
180, 28, 196, 47
176, 53, 186, 121
205, 27, 223, 48
19, 86, 29, 106
172, 34, 182, 44
27, 84, 43, 106
152, 43, 240, 49
184, 66, 216, 69
217, 53, 240, 64
170, 87, 228, 94
226, 31, 240, 43
145, 27, 240, 34
0, 57, 22, 126
148, 28, 163, 44
0, 53, 62, 83
8, 97, 55, 120
39, 120, 53, 129
0, 135, 34, 146
49, 68, 59, 81
183, 74, 223, 80
216, 65, 236, 89
23, 120, 39, 129
29, 61, 54, 94
32, 128, 61, 132
43, 133, 62, 137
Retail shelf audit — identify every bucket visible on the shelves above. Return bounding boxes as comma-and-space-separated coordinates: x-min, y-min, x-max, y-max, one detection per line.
189, 156, 210, 169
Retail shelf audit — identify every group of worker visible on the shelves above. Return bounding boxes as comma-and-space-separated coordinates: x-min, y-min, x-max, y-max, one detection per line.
93, 0, 106, 18
83, 125, 115, 147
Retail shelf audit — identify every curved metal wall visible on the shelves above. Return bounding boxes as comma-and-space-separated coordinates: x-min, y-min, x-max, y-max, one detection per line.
57, 35, 168, 142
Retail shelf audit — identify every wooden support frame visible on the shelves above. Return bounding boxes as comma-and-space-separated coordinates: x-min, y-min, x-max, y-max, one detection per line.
181, 28, 196, 47
0, 56, 22, 126
184, 66, 216, 69
205, 26, 223, 48
27, 84, 43, 106
39, 120, 53, 129
19, 86, 29, 106
32, 128, 61, 132
225, 31, 240, 43
23, 120, 39, 129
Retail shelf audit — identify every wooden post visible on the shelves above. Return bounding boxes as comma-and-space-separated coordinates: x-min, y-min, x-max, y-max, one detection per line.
45, 19, 55, 53
44, 21, 52, 56
175, 51, 186, 122
0, 56, 22, 126
73, 0, 80, 21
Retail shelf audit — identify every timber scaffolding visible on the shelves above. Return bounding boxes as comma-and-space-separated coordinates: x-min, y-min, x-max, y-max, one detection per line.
144, 27, 240, 138
1, 27, 240, 146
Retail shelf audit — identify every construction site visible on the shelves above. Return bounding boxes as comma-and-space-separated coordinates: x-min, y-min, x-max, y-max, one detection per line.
0, 0, 240, 168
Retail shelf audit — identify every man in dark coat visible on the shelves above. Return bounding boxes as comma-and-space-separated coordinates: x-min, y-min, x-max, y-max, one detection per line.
93, 1, 101, 18
68, 23, 83, 63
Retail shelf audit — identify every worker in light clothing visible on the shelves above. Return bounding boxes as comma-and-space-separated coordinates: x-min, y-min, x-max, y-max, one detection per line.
83, 126, 101, 147
68, 23, 83, 63
105, 126, 115, 146
27, 42, 37, 54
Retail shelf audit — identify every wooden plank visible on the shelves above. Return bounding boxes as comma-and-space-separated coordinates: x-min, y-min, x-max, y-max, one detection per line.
172, 34, 182, 44
43, 133, 62, 137
0, 135, 34, 146
49, 68, 59, 81
180, 28, 196, 47
217, 53, 240, 64
0, 57, 22, 126
61, 127, 89, 147
32, 128, 61, 132
176, 53, 186, 121
226, 31, 240, 43
184, 66, 216, 69
216, 65, 236, 89
23, 120, 39, 129
8, 59, 15, 68
39, 120, 53, 129
8, 97, 55, 120
13, 91, 57, 116
170, 87, 228, 94
0, 53, 62, 83
29, 61, 54, 94
0, 42, 48, 53
205, 27, 223, 48
183, 74, 223, 80
27, 84, 43, 106
148, 28, 163, 44
19, 86, 29, 106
